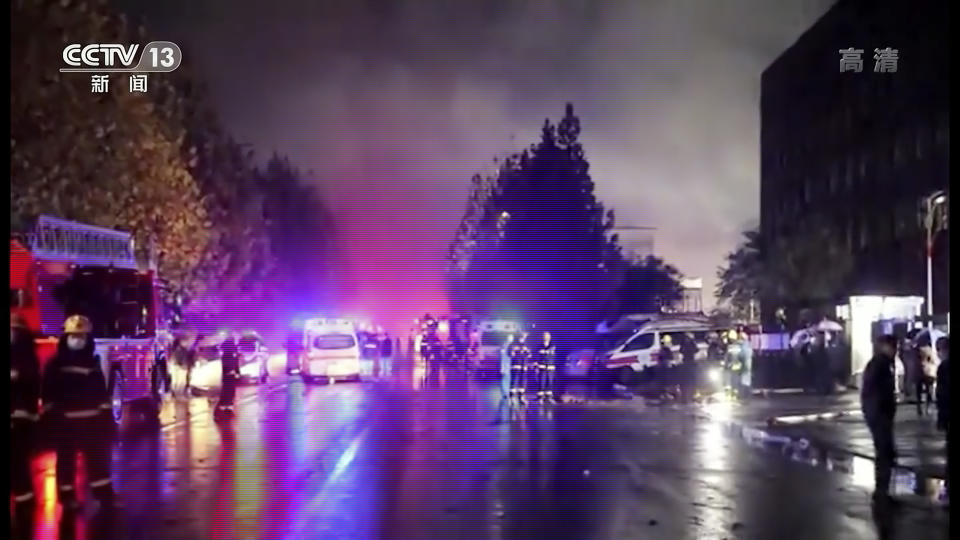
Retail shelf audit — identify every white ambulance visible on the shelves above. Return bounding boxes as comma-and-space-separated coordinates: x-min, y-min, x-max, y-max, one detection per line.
300, 318, 362, 383
472, 319, 521, 373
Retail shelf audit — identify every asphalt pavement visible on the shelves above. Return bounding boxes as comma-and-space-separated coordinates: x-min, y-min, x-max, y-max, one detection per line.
18, 359, 950, 540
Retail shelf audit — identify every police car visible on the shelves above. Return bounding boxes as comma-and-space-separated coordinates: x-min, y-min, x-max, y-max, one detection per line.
300, 318, 362, 383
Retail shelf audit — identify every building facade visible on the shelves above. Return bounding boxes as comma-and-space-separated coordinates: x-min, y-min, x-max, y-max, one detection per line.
759, 0, 949, 326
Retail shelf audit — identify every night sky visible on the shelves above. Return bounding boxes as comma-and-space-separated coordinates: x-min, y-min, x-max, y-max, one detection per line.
116, 0, 833, 330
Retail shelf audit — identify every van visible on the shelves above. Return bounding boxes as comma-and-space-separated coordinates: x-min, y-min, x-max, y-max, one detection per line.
602, 317, 718, 382
472, 319, 520, 373
301, 318, 361, 383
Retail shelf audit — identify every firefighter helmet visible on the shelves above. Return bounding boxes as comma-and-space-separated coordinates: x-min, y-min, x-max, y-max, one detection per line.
727, 329, 739, 341
63, 314, 93, 334
661, 334, 673, 346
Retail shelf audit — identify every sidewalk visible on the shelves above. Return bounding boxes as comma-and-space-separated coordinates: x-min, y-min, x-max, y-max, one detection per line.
721, 391, 948, 481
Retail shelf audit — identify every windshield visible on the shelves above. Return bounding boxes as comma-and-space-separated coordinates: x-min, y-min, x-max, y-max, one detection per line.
313, 334, 356, 350
480, 331, 510, 347
43, 266, 156, 339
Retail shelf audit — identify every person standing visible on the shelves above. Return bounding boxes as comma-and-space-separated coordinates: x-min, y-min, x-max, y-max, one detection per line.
42, 315, 120, 511
738, 331, 754, 400
917, 343, 937, 417
215, 335, 240, 420
11, 314, 41, 532
285, 328, 303, 375
861, 334, 899, 506
935, 336, 950, 503
679, 333, 698, 403
512, 332, 533, 405
535, 331, 558, 403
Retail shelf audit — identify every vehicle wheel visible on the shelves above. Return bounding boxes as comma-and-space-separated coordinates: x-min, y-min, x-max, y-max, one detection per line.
616, 366, 634, 386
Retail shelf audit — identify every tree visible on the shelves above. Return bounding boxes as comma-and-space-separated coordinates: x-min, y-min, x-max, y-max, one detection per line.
11, 0, 213, 301
448, 104, 620, 338
612, 256, 684, 317
715, 228, 765, 322
257, 154, 341, 321
765, 218, 853, 324
717, 221, 854, 328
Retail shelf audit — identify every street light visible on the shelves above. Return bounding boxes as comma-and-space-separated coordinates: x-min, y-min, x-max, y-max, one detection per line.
923, 190, 947, 330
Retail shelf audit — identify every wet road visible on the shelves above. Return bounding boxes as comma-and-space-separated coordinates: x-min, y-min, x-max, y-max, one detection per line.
22, 361, 949, 540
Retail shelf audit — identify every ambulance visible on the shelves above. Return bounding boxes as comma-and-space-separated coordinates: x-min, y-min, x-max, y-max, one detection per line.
300, 318, 362, 383
472, 319, 521, 374
10, 215, 166, 426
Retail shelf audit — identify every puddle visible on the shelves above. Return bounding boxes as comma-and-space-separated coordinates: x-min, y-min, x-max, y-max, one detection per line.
703, 402, 948, 507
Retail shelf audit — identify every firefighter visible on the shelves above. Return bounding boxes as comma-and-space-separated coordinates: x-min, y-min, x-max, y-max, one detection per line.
658, 335, 675, 398
41, 315, 120, 510
509, 332, 532, 404
11, 314, 41, 530
724, 329, 743, 399
536, 331, 558, 403
679, 333, 699, 403
215, 335, 240, 420
285, 326, 304, 375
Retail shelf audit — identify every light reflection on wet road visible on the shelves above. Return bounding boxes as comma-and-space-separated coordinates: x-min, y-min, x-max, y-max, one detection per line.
22, 360, 949, 540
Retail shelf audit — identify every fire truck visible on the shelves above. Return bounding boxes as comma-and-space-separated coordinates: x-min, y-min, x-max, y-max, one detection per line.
10, 215, 167, 427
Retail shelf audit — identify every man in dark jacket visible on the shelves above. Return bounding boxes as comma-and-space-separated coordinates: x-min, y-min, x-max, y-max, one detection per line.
215, 335, 240, 420
285, 328, 303, 375
11, 314, 41, 532
861, 334, 899, 505
936, 336, 950, 503
679, 333, 699, 403
42, 315, 120, 511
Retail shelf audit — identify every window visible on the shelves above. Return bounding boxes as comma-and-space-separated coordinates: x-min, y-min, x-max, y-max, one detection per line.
313, 334, 356, 350
49, 266, 155, 339
623, 332, 655, 352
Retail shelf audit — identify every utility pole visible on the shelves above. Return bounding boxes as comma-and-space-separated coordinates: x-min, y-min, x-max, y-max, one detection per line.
922, 190, 947, 330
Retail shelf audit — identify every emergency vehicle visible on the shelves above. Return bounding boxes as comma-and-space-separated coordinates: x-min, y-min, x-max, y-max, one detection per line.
189, 329, 270, 391
599, 316, 718, 385
10, 215, 166, 426
300, 318, 362, 383
472, 319, 521, 373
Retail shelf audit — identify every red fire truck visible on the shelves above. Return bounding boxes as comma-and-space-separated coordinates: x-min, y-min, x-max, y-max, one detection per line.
10, 215, 168, 426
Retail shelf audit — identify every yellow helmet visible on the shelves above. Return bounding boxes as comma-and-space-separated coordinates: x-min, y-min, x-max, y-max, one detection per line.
661, 334, 672, 345
727, 330, 739, 341
63, 314, 93, 334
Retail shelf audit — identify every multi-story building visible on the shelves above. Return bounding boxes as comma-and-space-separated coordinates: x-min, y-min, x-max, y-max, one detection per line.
759, 0, 949, 326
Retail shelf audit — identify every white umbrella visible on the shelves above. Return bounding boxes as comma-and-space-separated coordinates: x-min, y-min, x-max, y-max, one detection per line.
913, 328, 946, 348
813, 319, 844, 332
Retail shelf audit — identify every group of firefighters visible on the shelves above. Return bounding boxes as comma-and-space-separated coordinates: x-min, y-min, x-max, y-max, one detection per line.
501, 330, 560, 405
10, 314, 123, 535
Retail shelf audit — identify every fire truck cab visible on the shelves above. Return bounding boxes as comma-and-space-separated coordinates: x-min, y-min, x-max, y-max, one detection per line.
10, 216, 166, 427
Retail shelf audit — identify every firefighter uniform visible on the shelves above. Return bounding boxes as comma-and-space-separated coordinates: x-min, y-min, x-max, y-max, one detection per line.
11, 314, 41, 521
535, 333, 558, 402
41, 315, 118, 508
215, 336, 240, 419
508, 333, 532, 402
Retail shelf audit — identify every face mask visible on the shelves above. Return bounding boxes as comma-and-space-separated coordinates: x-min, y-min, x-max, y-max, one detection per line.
67, 335, 87, 351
